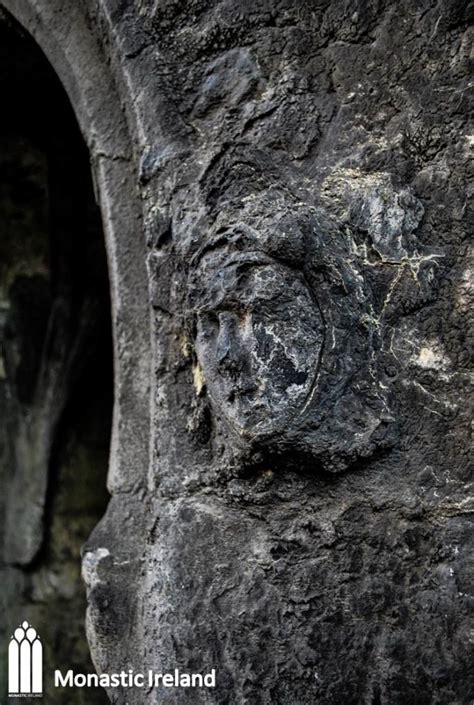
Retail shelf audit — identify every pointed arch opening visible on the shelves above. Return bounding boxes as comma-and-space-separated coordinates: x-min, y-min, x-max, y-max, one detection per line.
0, 4, 151, 702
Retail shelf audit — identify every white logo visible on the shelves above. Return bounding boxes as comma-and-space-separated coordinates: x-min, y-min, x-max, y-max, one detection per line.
8, 621, 43, 698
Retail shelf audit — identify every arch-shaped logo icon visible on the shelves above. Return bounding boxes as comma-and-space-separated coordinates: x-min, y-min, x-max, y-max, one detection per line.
8, 621, 43, 697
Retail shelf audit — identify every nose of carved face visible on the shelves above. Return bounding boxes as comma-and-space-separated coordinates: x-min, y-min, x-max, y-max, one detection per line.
195, 264, 324, 438
214, 310, 259, 396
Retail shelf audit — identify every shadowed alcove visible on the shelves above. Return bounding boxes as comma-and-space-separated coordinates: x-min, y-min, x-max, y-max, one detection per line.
0, 11, 111, 704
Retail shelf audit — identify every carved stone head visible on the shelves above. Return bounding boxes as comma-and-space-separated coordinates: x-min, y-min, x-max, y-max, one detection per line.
181, 180, 392, 472
190, 241, 324, 440
161, 150, 438, 474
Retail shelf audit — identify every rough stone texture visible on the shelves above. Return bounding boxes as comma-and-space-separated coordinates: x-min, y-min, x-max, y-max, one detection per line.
1, 1, 473, 704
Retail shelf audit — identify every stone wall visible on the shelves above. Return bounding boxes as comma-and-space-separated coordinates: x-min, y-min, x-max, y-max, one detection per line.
1, 2, 472, 704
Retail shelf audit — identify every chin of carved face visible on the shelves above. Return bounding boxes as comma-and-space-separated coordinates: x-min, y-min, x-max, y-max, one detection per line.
195, 262, 324, 438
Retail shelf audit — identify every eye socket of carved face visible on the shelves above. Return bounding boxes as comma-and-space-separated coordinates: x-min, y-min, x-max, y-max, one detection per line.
194, 263, 324, 438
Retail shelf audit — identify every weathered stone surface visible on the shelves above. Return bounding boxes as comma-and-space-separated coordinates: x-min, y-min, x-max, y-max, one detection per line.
1, 1, 472, 704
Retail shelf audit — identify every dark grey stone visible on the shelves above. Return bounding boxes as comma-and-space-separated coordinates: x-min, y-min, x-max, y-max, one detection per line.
1, 1, 472, 704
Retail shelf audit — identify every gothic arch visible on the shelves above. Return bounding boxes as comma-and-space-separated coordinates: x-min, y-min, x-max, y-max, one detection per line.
0, 0, 152, 492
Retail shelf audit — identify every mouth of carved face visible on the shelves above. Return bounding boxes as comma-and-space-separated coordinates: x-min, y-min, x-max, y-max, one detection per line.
194, 260, 324, 438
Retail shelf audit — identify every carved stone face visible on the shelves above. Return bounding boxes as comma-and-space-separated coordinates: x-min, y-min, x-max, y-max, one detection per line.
179, 183, 403, 471
192, 250, 324, 438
